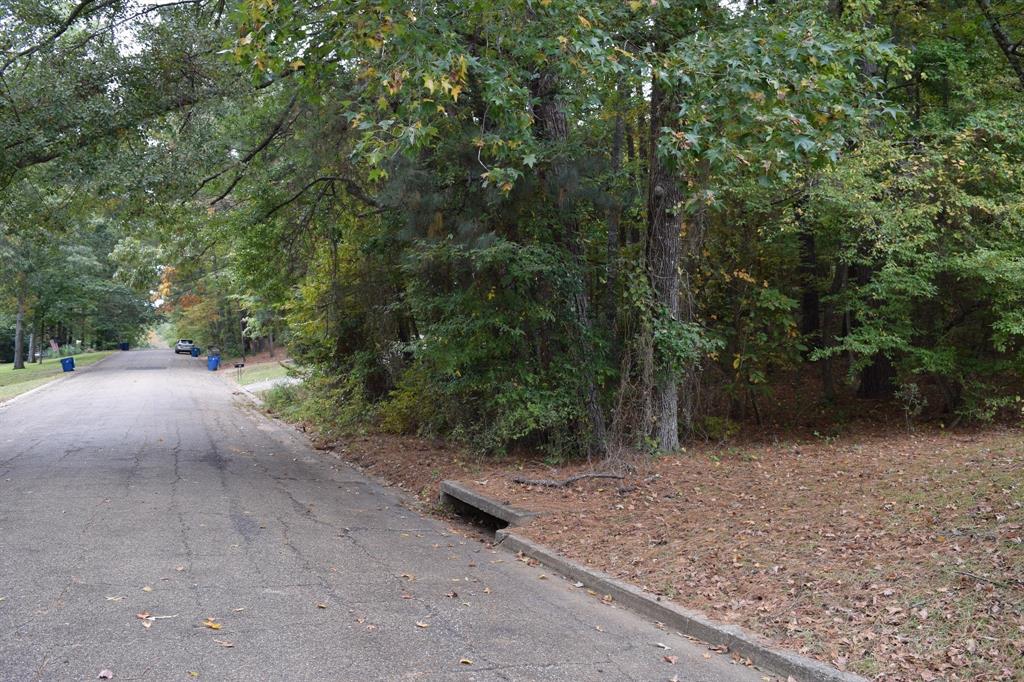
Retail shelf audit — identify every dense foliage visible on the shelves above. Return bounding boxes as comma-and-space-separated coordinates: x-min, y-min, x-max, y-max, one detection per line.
2, 0, 1023, 454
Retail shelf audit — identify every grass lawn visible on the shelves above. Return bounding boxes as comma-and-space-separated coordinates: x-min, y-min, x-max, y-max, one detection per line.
0, 351, 116, 401
234, 361, 293, 386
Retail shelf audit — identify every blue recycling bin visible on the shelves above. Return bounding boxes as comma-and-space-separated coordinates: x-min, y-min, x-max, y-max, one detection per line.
207, 355, 220, 371
60, 357, 75, 372
190, 346, 200, 358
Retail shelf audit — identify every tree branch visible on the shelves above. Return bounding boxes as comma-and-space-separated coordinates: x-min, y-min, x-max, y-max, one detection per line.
976, 0, 1024, 88
259, 175, 380, 221
511, 472, 624, 488
195, 94, 299, 203
1, 0, 118, 76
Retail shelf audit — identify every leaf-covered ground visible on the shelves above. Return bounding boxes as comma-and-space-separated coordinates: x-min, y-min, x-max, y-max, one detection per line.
319, 425, 1023, 681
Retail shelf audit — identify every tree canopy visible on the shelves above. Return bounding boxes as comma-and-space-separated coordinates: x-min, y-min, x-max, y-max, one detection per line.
2, 0, 1023, 454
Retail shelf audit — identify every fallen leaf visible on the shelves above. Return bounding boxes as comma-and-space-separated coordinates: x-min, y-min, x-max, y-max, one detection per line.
316, 603, 328, 609
401, 593, 414, 600
141, 620, 152, 629
142, 586, 153, 593
202, 618, 222, 630
175, 566, 186, 572
459, 658, 473, 665
136, 612, 151, 620
663, 655, 678, 664
104, 596, 123, 602
444, 591, 458, 598
401, 573, 416, 581
595, 625, 605, 632
232, 607, 246, 613
98, 670, 114, 679
213, 639, 234, 648
415, 621, 430, 628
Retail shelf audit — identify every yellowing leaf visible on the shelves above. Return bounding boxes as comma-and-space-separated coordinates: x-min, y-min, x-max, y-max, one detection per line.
202, 618, 222, 630
577, 15, 591, 28
459, 659, 473, 665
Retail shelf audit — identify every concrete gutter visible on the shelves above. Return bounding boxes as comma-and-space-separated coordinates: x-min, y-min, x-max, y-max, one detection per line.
439, 480, 538, 527
494, 528, 867, 682
228, 379, 265, 406
0, 352, 118, 409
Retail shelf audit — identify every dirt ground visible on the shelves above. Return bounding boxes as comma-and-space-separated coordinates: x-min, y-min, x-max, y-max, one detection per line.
302, 424, 1023, 682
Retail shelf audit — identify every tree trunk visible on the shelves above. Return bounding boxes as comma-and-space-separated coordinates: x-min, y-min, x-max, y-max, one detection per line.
33, 319, 42, 362
645, 76, 684, 452
13, 291, 25, 370
532, 71, 608, 457
798, 229, 820, 341
239, 312, 247, 362
851, 262, 895, 398
603, 91, 625, 331
858, 354, 896, 399
820, 263, 848, 401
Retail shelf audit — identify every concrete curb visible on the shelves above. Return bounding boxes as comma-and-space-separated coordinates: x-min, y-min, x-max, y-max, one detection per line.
228, 379, 265, 406
494, 529, 866, 682
0, 352, 118, 409
439, 480, 538, 527
222, 370, 302, 407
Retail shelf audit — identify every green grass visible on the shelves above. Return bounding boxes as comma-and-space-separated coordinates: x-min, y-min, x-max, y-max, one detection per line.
235, 361, 293, 386
0, 351, 116, 401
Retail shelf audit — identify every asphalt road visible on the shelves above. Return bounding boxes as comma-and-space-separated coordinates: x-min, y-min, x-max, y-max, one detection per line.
0, 350, 763, 681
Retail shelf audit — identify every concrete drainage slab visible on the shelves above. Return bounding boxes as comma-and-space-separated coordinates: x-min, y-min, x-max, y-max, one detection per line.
438, 479, 538, 528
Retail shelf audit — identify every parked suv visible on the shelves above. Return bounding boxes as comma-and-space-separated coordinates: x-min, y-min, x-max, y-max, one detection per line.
174, 339, 196, 354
